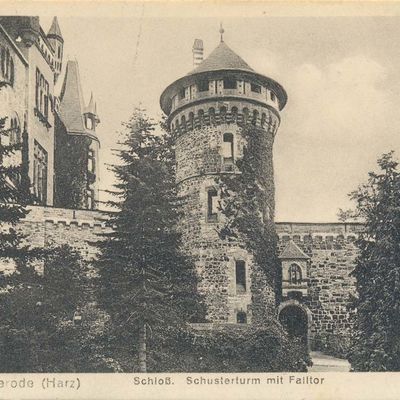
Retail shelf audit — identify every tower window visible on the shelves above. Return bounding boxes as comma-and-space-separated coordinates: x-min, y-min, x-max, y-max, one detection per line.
237, 311, 247, 324
197, 79, 209, 92
270, 91, 276, 102
223, 77, 237, 89
235, 260, 246, 293
288, 264, 302, 285
207, 187, 218, 222
178, 88, 186, 100
222, 132, 234, 164
251, 83, 261, 93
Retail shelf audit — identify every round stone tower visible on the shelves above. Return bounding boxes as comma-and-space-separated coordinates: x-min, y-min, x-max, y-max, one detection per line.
160, 34, 287, 324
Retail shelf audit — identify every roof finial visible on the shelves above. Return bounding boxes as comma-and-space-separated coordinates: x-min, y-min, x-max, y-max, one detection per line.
219, 22, 224, 42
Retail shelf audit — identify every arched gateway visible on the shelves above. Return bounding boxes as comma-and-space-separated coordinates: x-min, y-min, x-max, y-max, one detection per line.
278, 300, 312, 350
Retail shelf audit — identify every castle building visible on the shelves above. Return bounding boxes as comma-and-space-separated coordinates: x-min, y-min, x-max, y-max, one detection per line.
1, 19, 361, 352
0, 16, 100, 210
160, 32, 287, 324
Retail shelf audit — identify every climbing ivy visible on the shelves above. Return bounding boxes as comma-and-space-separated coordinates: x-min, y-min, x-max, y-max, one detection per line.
217, 122, 280, 321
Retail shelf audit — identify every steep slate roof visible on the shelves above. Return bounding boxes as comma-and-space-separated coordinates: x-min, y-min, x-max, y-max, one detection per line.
279, 240, 310, 259
59, 60, 88, 134
188, 41, 254, 75
47, 16, 63, 40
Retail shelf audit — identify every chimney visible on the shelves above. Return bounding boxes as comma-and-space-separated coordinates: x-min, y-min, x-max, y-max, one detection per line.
192, 39, 204, 67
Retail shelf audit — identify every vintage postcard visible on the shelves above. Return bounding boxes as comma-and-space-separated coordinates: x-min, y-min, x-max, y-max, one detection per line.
0, 1, 399, 399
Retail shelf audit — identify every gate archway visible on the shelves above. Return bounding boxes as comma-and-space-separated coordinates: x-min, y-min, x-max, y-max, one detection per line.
278, 300, 312, 351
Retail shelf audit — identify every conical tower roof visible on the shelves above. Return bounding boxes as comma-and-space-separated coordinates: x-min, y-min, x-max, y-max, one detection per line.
279, 240, 310, 260
59, 60, 90, 135
47, 16, 63, 42
188, 41, 254, 75
160, 38, 287, 115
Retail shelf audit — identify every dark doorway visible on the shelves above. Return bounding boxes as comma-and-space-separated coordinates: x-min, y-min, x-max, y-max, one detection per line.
279, 305, 308, 345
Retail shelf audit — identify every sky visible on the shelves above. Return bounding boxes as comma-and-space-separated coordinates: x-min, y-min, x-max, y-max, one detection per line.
18, 2, 400, 222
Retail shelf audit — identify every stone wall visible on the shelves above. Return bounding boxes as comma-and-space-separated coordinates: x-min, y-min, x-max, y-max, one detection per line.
16, 207, 361, 346
20, 205, 111, 260
276, 222, 364, 348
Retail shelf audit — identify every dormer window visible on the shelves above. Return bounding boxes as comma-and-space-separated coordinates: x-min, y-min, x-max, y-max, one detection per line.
197, 79, 209, 92
223, 77, 237, 89
86, 116, 93, 130
251, 83, 261, 93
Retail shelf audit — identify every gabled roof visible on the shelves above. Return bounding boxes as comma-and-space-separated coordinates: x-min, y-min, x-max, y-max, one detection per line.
279, 240, 310, 260
47, 16, 63, 41
188, 41, 254, 75
59, 60, 88, 135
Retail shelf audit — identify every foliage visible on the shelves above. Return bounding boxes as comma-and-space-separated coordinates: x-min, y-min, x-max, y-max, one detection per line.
217, 122, 280, 315
96, 108, 206, 371
313, 332, 352, 359
0, 245, 110, 372
337, 208, 358, 222
54, 118, 93, 209
145, 321, 310, 372
348, 152, 400, 371
0, 116, 31, 260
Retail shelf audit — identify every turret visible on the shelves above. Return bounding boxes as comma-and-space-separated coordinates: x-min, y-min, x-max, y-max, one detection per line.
47, 16, 63, 83
84, 92, 100, 131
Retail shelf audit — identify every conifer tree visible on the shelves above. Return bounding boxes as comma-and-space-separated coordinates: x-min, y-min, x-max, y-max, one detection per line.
349, 152, 400, 371
96, 109, 205, 372
0, 115, 30, 260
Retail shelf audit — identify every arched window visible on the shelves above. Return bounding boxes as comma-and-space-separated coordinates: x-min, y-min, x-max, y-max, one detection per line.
188, 112, 194, 129
288, 264, 302, 285
231, 106, 238, 121
209, 107, 215, 124
252, 110, 259, 125
242, 107, 249, 124
261, 113, 266, 127
222, 132, 234, 164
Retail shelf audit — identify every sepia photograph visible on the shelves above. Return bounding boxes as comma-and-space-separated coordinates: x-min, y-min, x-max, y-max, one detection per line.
0, 1, 399, 398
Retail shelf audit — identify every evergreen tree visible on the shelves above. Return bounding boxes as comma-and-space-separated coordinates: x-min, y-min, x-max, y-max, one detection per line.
349, 152, 400, 371
0, 244, 111, 372
0, 115, 30, 260
96, 109, 205, 372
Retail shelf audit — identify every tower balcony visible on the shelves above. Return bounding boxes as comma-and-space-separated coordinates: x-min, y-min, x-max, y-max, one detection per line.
170, 86, 280, 115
